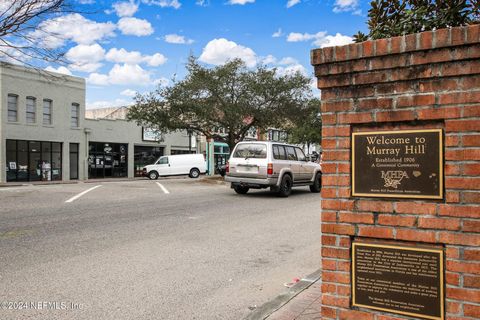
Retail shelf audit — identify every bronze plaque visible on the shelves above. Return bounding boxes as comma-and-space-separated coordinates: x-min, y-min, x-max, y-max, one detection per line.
352, 241, 444, 320
352, 129, 443, 199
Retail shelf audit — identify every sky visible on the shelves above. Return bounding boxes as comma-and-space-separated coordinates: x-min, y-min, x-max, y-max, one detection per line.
30, 0, 371, 109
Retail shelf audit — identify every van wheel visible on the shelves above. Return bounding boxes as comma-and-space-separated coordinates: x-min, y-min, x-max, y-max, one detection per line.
234, 185, 249, 194
309, 173, 322, 193
278, 174, 292, 197
148, 171, 159, 180
189, 168, 200, 178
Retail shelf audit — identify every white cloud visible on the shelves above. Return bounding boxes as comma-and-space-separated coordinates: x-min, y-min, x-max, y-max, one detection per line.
164, 34, 194, 44
199, 38, 257, 68
141, 0, 181, 9
196, 0, 209, 6
65, 43, 106, 72
33, 13, 116, 49
44, 66, 72, 76
278, 57, 298, 65
272, 28, 283, 38
142, 53, 168, 66
87, 64, 152, 86
333, 0, 359, 13
262, 55, 277, 65
121, 89, 137, 97
66, 43, 105, 63
70, 63, 104, 73
286, 0, 300, 8
112, 0, 139, 17
78, 0, 95, 4
118, 17, 154, 36
105, 48, 167, 66
227, 0, 254, 4
321, 33, 354, 47
86, 98, 132, 109
287, 31, 352, 47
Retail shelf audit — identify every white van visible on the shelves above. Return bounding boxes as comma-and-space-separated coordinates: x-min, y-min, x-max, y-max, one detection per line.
143, 154, 206, 179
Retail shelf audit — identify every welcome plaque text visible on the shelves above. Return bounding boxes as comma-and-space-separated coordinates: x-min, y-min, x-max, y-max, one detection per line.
352, 129, 443, 199
352, 241, 444, 320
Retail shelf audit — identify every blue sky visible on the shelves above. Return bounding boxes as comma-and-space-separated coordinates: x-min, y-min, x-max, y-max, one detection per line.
34, 0, 370, 109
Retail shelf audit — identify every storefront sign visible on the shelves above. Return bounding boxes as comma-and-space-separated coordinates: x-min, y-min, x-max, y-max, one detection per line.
142, 127, 162, 142
352, 241, 444, 320
352, 129, 443, 199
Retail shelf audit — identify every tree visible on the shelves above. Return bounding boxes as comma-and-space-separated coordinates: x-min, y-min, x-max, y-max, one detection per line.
127, 57, 314, 150
0, 0, 69, 65
287, 98, 322, 153
354, 0, 480, 42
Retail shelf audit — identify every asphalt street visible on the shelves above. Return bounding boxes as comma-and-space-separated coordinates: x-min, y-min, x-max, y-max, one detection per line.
0, 178, 321, 320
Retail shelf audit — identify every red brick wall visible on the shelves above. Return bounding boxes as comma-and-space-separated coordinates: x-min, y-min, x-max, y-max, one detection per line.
311, 25, 480, 320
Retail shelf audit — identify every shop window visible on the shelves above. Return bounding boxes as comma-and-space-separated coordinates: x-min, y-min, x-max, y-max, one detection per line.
26, 97, 36, 123
5, 140, 62, 182
43, 99, 52, 125
8, 94, 18, 122
71, 103, 79, 127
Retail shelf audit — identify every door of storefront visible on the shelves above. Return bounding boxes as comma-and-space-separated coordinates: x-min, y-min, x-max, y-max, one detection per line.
88, 142, 128, 178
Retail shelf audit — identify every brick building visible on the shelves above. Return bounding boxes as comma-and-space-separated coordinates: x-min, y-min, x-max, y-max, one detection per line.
312, 25, 480, 319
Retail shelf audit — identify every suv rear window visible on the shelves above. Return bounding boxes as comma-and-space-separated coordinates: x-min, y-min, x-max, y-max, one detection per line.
273, 145, 287, 160
233, 144, 267, 159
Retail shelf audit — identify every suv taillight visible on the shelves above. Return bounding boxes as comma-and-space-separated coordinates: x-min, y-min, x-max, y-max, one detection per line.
226, 161, 229, 173
267, 163, 273, 175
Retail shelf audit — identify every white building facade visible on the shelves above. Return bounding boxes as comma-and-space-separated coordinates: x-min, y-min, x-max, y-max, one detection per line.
0, 62, 194, 183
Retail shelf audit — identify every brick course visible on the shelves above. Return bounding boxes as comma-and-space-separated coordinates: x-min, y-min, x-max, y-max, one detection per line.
312, 25, 480, 320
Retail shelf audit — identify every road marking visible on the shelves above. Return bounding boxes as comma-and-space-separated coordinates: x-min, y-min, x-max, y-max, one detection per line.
65, 185, 102, 203
156, 182, 170, 194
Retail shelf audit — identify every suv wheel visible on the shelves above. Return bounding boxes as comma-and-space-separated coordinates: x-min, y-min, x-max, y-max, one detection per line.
309, 173, 322, 193
189, 168, 200, 178
234, 185, 249, 194
278, 174, 292, 197
148, 171, 159, 180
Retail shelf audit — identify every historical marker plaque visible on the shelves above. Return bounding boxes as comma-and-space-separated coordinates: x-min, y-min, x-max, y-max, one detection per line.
352, 129, 443, 199
352, 241, 444, 320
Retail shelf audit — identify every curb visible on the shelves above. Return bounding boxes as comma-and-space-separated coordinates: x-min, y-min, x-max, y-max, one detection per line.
244, 269, 322, 320
0, 175, 225, 188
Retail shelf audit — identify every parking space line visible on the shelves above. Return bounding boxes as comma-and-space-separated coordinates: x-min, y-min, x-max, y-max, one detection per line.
65, 185, 102, 203
156, 182, 170, 194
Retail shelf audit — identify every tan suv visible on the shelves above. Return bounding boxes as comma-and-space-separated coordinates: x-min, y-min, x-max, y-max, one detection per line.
225, 141, 322, 197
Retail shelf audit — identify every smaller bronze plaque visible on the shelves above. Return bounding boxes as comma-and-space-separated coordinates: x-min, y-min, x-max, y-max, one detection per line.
352, 129, 443, 199
352, 241, 444, 320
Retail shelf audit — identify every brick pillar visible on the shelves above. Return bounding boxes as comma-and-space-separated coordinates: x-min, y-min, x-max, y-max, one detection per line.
311, 25, 480, 320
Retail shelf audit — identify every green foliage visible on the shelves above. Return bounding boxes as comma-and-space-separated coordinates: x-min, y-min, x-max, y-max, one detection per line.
354, 0, 480, 42
127, 57, 314, 150
287, 98, 322, 150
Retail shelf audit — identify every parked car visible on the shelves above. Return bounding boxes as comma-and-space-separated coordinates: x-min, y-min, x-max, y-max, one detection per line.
143, 154, 206, 179
224, 141, 322, 197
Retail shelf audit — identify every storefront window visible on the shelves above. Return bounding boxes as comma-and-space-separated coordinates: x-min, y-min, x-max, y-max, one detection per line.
5, 140, 62, 182
88, 142, 128, 179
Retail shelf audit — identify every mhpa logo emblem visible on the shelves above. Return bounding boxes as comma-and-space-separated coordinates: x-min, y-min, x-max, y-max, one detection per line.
381, 171, 409, 189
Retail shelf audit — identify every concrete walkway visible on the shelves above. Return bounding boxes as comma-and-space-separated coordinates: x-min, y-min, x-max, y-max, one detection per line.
246, 269, 322, 320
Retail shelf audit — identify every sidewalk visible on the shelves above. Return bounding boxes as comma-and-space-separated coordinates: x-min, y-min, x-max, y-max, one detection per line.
246, 269, 322, 320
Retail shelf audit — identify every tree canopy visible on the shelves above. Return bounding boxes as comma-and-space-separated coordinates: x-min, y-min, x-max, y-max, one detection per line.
287, 98, 322, 152
354, 0, 480, 42
127, 57, 315, 150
